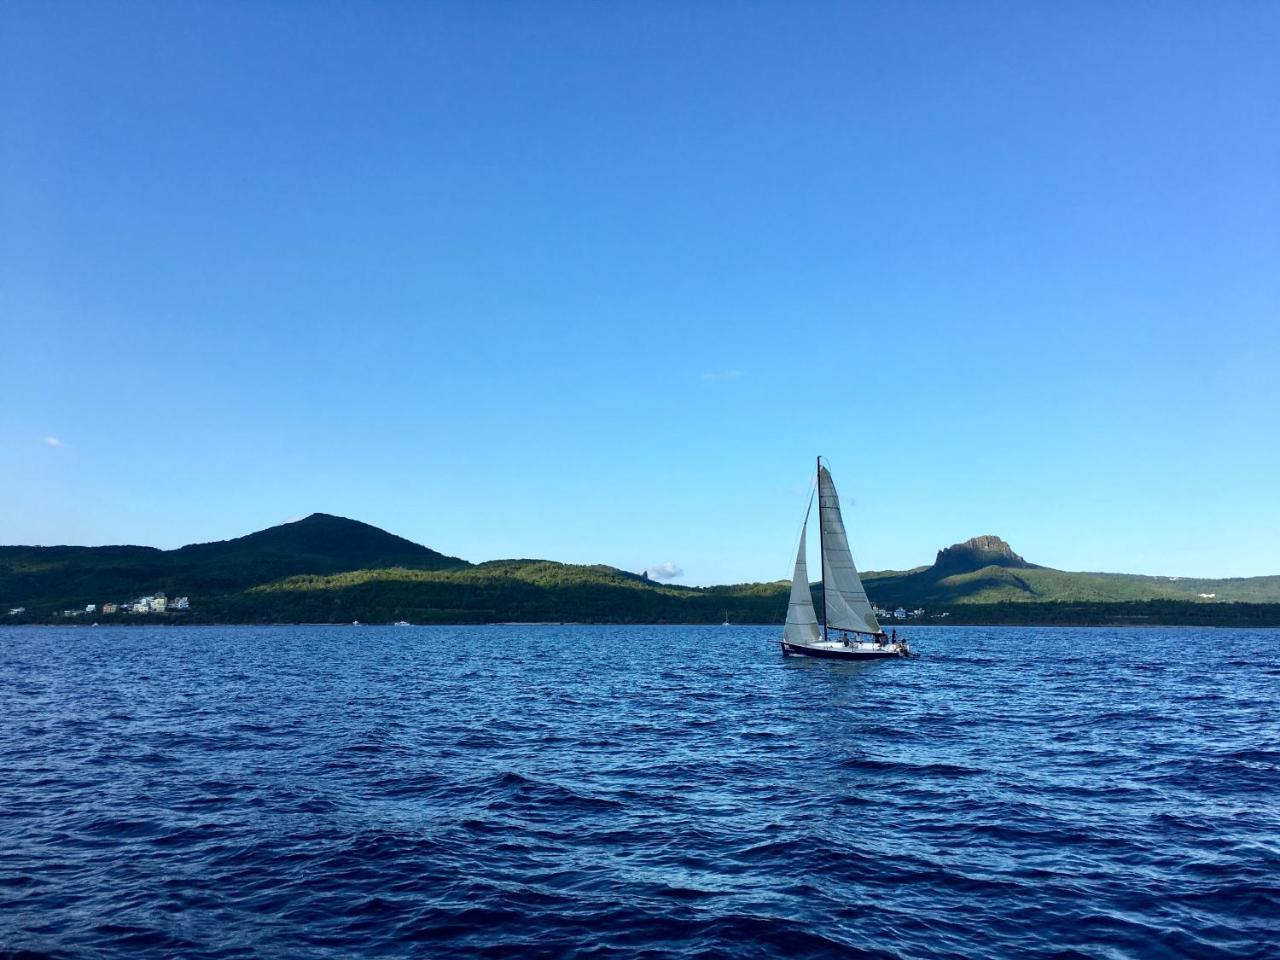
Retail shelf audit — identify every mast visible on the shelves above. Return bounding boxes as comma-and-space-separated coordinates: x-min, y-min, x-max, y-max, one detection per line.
818, 455, 827, 641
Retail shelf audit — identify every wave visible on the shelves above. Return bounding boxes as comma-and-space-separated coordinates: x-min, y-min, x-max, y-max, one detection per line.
2, 623, 1277, 958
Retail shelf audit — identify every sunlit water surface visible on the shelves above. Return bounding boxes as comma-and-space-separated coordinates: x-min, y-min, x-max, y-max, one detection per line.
1, 625, 1277, 958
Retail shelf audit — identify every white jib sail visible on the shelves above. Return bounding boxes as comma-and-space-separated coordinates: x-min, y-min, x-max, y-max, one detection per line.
818, 465, 882, 635
783, 524, 822, 646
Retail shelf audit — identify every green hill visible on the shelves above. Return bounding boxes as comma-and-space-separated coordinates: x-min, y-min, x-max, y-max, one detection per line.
0, 514, 465, 613
863, 535, 1280, 606
2, 522, 1278, 626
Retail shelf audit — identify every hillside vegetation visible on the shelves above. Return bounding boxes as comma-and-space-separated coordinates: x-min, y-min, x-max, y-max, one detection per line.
3, 519, 1278, 626
864, 565, 1280, 606
0, 514, 464, 604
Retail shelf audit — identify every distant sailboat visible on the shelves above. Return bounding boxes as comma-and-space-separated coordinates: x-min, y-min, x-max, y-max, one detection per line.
782, 458, 910, 660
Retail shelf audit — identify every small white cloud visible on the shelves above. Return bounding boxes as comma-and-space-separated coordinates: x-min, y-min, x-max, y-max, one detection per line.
42, 436, 66, 448
647, 561, 684, 581
282, 516, 304, 524
700, 369, 744, 382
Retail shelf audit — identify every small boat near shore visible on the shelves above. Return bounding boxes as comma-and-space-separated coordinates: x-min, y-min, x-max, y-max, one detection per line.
782, 458, 910, 661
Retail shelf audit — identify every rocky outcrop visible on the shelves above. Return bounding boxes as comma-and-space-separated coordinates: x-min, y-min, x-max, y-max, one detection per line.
932, 535, 1028, 573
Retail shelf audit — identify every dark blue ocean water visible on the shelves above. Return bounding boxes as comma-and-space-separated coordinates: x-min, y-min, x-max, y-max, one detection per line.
1, 625, 1277, 959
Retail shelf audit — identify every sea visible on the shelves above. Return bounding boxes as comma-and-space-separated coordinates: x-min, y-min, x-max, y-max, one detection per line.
1, 625, 1276, 959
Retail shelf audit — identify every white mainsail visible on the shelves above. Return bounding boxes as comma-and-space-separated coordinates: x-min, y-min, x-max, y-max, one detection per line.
818, 465, 882, 635
782, 524, 822, 646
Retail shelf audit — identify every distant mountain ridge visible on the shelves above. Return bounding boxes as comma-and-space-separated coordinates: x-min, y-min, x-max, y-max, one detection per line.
170, 513, 466, 581
2, 517, 1278, 625
0, 514, 466, 608
862, 534, 1280, 607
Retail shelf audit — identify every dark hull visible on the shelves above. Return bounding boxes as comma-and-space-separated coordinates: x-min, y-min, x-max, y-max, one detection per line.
781, 641, 905, 661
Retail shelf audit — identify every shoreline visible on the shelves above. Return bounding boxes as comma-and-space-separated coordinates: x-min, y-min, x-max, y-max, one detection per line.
4, 620, 1278, 630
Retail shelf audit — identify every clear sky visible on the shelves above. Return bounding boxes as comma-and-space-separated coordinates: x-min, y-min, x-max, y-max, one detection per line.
2, 1, 1277, 584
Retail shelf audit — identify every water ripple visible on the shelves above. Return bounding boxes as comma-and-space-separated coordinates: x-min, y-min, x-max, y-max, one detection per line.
1, 624, 1278, 958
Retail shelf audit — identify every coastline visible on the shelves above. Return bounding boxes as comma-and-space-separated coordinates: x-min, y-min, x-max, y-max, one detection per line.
6, 607, 1280, 630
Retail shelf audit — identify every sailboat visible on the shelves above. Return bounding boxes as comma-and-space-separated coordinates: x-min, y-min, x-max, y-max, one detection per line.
782, 458, 910, 661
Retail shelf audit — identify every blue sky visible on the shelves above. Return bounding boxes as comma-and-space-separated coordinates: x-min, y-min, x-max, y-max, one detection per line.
2, 2, 1277, 584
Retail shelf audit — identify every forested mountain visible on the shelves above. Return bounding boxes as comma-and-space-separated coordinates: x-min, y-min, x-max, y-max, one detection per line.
3, 519, 1278, 625
0, 514, 464, 611
862, 536, 1280, 606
